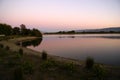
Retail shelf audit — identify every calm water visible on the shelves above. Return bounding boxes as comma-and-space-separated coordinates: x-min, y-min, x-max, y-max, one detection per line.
27, 34, 120, 66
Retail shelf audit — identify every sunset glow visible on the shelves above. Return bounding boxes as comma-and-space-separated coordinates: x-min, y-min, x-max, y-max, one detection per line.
0, 0, 120, 31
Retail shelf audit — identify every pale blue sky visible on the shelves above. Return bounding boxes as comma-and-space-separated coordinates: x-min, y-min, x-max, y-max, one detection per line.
0, 0, 120, 31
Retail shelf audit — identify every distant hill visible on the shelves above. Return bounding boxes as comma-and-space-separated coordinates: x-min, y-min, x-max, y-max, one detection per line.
75, 27, 120, 33
44, 27, 120, 34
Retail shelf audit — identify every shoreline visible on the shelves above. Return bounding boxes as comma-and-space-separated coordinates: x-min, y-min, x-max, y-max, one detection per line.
1, 36, 120, 80
44, 33, 120, 35
1, 36, 120, 67
0, 36, 83, 65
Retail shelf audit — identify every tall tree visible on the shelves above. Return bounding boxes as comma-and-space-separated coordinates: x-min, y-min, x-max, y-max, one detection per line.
12, 27, 20, 35
0, 23, 12, 35
20, 24, 27, 35
31, 28, 42, 37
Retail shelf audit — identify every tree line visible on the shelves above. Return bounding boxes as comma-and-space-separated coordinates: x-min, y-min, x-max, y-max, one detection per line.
0, 23, 42, 37
45, 30, 120, 34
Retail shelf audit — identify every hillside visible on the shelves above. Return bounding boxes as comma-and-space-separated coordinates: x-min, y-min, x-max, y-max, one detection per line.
76, 27, 120, 33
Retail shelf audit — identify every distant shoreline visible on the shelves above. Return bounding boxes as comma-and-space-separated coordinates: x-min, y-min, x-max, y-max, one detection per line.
44, 27, 120, 34
44, 32, 120, 35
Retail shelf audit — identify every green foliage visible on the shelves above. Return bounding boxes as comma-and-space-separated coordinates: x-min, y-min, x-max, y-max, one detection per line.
5, 46, 10, 50
22, 61, 34, 74
40, 59, 58, 71
20, 24, 42, 37
85, 57, 94, 69
67, 30, 76, 34
41, 51, 47, 60
56, 30, 75, 34
21, 38, 42, 47
0, 23, 43, 37
93, 64, 106, 79
31, 28, 42, 37
0, 23, 12, 35
40, 59, 75, 73
14, 67, 23, 80
12, 27, 20, 35
19, 48, 23, 56
60, 62, 75, 73
20, 24, 28, 36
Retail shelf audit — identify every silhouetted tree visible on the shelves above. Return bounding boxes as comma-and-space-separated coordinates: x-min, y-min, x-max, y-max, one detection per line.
0, 23, 42, 37
20, 24, 26, 29
0, 23, 12, 35
67, 30, 75, 34
12, 27, 20, 35
31, 28, 42, 37
20, 24, 27, 35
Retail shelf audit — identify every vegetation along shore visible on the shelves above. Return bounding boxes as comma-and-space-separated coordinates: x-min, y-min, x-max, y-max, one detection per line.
0, 23, 120, 80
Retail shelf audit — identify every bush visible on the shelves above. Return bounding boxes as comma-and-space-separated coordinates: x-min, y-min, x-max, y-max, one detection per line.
22, 61, 34, 74
40, 60, 57, 71
14, 67, 23, 80
0, 44, 4, 48
41, 51, 47, 60
19, 48, 23, 56
93, 64, 106, 79
85, 57, 94, 69
61, 62, 75, 73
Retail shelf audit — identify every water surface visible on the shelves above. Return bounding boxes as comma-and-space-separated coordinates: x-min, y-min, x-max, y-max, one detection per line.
27, 34, 120, 66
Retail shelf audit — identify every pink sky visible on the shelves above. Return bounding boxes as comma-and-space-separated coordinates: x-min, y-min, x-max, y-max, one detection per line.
0, 0, 120, 31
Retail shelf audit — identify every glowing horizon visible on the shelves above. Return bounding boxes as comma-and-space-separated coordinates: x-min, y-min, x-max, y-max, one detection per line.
0, 0, 120, 31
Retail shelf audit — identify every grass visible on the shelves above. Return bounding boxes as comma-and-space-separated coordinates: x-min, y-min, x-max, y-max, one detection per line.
0, 46, 120, 80
22, 61, 34, 74
0, 36, 120, 80
93, 64, 107, 79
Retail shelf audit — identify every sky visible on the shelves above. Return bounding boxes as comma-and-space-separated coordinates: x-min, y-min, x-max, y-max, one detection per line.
0, 0, 120, 32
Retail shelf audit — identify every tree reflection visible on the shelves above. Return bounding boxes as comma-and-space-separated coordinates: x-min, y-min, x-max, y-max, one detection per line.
21, 38, 42, 47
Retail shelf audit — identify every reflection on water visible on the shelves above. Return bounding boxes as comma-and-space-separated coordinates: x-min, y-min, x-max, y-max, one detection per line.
27, 34, 120, 66
58, 35, 120, 39
17, 38, 42, 47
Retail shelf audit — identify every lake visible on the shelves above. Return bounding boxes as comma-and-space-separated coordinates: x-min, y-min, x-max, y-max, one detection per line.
27, 34, 120, 66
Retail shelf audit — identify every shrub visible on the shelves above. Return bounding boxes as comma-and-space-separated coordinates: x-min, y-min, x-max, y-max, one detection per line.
61, 62, 75, 73
22, 61, 34, 74
19, 48, 23, 56
85, 57, 94, 69
5, 46, 10, 50
0, 44, 4, 48
93, 64, 106, 79
40, 60, 57, 70
41, 51, 47, 60
14, 67, 23, 80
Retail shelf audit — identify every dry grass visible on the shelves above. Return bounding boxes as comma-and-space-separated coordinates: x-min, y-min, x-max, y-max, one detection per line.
0, 37, 82, 65
0, 36, 120, 80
